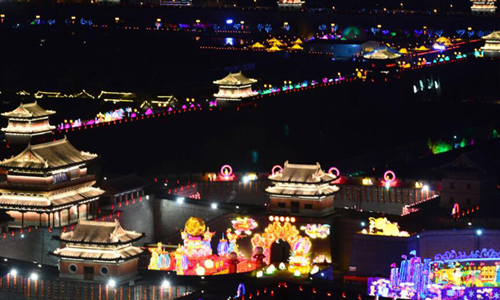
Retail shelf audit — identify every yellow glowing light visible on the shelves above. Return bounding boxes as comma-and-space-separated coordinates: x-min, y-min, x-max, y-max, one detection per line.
71, 16, 76, 20
204, 259, 214, 269
195, 265, 205, 276
252, 221, 311, 265
366, 217, 409, 237
0, 14, 5, 18
157, 18, 161, 22
290, 217, 296, 223
196, 19, 201, 23
362, 178, 373, 186
294, 270, 301, 277
311, 265, 320, 274
279, 216, 285, 222
279, 262, 286, 270
377, 24, 382, 28
256, 270, 263, 277
269, 216, 274, 222
115, 17, 120, 22
415, 181, 423, 188
184, 217, 206, 237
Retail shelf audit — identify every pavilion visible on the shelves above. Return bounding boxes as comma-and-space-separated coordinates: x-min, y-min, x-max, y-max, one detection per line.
1, 102, 56, 145
266, 161, 339, 215
52, 219, 144, 283
482, 31, 500, 57
213, 71, 258, 101
0, 137, 105, 228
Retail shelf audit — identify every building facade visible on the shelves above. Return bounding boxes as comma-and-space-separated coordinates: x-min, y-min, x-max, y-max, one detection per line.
52, 219, 143, 283
0, 137, 105, 228
482, 31, 500, 57
1, 102, 55, 145
266, 161, 339, 215
213, 71, 258, 102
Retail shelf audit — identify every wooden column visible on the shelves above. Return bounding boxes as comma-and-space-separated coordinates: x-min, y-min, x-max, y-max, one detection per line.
21, 212, 24, 229
67, 208, 71, 225
58, 211, 61, 227
77, 205, 80, 220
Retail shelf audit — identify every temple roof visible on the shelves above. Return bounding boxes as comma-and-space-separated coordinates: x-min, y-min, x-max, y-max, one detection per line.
52, 245, 143, 261
433, 152, 494, 177
213, 71, 257, 86
363, 48, 402, 60
483, 31, 500, 40
2, 102, 56, 119
266, 184, 339, 197
0, 183, 104, 209
57, 219, 143, 245
0, 137, 97, 170
269, 161, 337, 184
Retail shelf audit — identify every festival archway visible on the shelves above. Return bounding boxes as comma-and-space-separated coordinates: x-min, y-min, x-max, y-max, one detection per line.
251, 221, 311, 265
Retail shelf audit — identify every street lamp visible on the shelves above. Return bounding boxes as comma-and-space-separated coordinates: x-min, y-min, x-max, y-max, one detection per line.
107, 279, 116, 287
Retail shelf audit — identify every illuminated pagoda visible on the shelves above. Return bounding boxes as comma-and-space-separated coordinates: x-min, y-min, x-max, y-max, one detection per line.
213, 71, 258, 102
471, 0, 497, 13
52, 220, 143, 283
482, 31, 500, 57
277, 0, 305, 9
0, 137, 105, 228
266, 161, 339, 215
1, 102, 56, 145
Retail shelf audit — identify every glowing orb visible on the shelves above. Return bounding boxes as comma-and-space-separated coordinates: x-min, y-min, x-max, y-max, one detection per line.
328, 167, 340, 177
294, 270, 301, 277
266, 264, 276, 274
204, 259, 214, 269
384, 170, 396, 183
279, 262, 286, 270
220, 165, 233, 177
184, 217, 206, 237
256, 271, 264, 278
195, 265, 206, 276
271, 165, 283, 176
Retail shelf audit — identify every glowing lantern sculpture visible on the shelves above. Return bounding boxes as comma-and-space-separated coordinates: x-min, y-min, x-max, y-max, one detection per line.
251, 219, 312, 273
232, 217, 258, 235
366, 217, 409, 237
300, 224, 331, 239
217, 237, 229, 256
219, 164, 234, 181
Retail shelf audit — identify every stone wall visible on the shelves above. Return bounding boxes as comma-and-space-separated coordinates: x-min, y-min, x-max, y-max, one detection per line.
0, 228, 61, 266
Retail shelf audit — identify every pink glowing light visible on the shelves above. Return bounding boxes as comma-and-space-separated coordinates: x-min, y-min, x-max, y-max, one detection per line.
271, 165, 283, 176
383, 170, 396, 183
328, 167, 340, 177
220, 164, 233, 180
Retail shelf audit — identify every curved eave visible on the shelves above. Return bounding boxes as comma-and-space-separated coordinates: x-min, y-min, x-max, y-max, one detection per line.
0, 195, 102, 211
266, 191, 338, 198
2, 111, 56, 118
268, 178, 335, 184
52, 234, 145, 245
49, 251, 143, 262
0, 156, 99, 172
